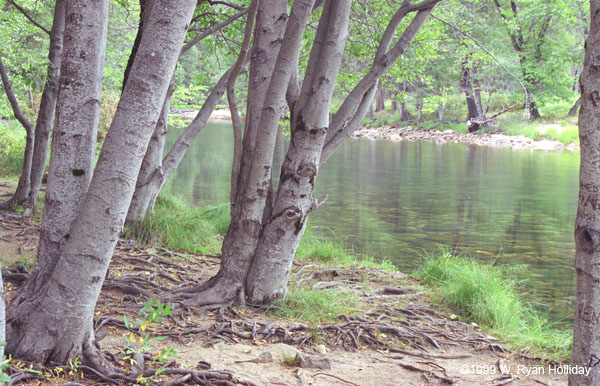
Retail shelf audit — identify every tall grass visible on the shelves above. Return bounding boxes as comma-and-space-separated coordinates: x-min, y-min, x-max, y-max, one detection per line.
269, 285, 358, 325
123, 193, 230, 255
296, 226, 396, 271
414, 251, 572, 361
0, 120, 25, 176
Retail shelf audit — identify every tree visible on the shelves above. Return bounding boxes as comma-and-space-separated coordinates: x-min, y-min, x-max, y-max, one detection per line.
571, 1, 600, 383
0, 0, 64, 213
491, 0, 577, 119
6, 0, 196, 368
172, 0, 442, 306
124, 2, 247, 224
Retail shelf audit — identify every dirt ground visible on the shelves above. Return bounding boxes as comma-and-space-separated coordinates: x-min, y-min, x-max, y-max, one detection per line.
0, 182, 570, 386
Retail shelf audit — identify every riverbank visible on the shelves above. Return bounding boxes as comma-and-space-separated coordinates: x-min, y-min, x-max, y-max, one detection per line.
173, 107, 581, 153
352, 125, 580, 152
0, 184, 572, 385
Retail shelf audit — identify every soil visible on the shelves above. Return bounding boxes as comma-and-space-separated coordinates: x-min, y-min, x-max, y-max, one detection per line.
0, 184, 569, 386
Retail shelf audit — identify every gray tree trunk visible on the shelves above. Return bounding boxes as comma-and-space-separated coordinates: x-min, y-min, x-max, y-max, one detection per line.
2, 0, 65, 212
11, 0, 106, 303
246, 0, 351, 302
6, 0, 195, 368
232, 0, 288, 218
438, 100, 445, 122
174, 0, 315, 306
173, 0, 440, 307
571, 2, 600, 384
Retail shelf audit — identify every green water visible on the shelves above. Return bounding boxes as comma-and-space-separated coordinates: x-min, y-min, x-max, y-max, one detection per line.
163, 122, 579, 323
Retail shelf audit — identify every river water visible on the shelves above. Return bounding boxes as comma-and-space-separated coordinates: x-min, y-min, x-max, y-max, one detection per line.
163, 121, 579, 323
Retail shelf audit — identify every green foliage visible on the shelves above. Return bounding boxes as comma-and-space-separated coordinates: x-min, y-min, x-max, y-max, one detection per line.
296, 226, 396, 271
123, 193, 230, 254
171, 84, 208, 109
0, 120, 25, 176
414, 251, 572, 361
269, 285, 358, 325
122, 300, 176, 384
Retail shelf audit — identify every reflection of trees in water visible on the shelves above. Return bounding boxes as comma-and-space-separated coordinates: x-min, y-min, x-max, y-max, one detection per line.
165, 124, 580, 321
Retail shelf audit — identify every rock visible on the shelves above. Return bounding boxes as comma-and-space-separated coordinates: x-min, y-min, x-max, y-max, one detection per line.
270, 343, 300, 361
315, 344, 327, 355
296, 353, 332, 370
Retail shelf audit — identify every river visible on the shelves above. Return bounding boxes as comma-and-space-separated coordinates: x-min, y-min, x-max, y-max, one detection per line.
162, 121, 579, 324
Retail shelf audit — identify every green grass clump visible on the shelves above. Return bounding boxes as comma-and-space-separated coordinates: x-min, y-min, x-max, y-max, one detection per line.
0, 120, 25, 176
414, 251, 572, 361
296, 227, 395, 271
269, 285, 357, 325
123, 193, 230, 254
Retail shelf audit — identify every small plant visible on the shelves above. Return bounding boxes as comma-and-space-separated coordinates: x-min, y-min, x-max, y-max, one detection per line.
122, 300, 176, 367
282, 353, 300, 366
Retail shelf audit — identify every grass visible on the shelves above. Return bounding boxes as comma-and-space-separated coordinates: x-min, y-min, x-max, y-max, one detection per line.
0, 120, 25, 176
268, 284, 358, 325
296, 226, 396, 271
413, 250, 572, 362
123, 193, 230, 255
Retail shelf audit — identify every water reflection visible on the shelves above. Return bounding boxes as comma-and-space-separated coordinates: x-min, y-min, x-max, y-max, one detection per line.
163, 122, 579, 323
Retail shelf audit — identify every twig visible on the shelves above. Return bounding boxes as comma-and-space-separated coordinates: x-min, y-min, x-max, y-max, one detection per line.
313, 372, 360, 386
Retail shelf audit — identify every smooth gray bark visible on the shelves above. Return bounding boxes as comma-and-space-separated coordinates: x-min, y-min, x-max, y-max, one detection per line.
12, 0, 106, 303
232, 0, 288, 218
571, 1, 600, 383
246, 0, 350, 302
175, 0, 314, 306
126, 5, 246, 224
7, 0, 195, 368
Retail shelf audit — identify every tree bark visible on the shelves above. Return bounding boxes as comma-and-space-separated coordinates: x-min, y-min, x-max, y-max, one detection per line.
125, 3, 247, 224
7, 0, 195, 368
570, 97, 582, 117
571, 2, 600, 383
1, 0, 66, 212
174, 0, 315, 306
7, 0, 109, 365
246, 0, 350, 302
232, 0, 288, 218
438, 100, 444, 122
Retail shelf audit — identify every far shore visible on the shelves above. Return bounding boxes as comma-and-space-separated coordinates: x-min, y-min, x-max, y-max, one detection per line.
353, 125, 580, 152
172, 108, 580, 152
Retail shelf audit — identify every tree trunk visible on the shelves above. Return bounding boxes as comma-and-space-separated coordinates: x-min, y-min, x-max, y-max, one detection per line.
400, 101, 411, 121
569, 97, 581, 117
232, 0, 288, 218
7, 0, 109, 365
438, 100, 444, 122
246, 0, 350, 302
1, 0, 65, 212
570, 3, 600, 383
416, 99, 423, 125
174, 0, 315, 306
375, 83, 385, 112
461, 60, 481, 132
173, 0, 441, 307
6, 0, 195, 368
124, 79, 174, 224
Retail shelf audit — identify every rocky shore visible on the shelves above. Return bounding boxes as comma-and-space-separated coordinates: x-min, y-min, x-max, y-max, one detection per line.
353, 125, 580, 152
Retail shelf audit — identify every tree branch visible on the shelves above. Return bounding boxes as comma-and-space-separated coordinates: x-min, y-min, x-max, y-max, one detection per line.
181, 7, 249, 55
228, 0, 259, 210
6, 0, 50, 35
0, 56, 34, 133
